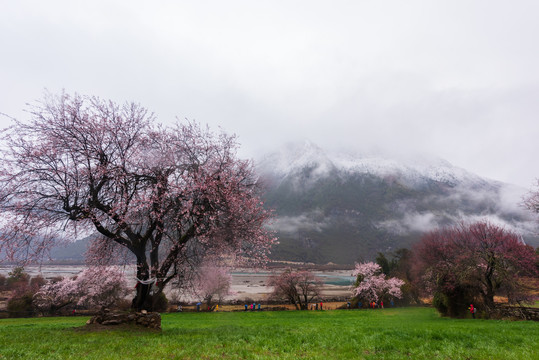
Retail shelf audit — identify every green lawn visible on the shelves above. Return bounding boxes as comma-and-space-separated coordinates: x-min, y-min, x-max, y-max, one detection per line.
0, 307, 538, 359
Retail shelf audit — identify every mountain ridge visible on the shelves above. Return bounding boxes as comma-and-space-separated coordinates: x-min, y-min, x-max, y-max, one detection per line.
44, 141, 538, 265
257, 141, 537, 264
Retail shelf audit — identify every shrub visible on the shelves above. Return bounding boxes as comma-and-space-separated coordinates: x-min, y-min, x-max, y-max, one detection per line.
431, 284, 476, 318
7, 293, 35, 318
30, 275, 47, 290
6, 267, 30, 290
151, 292, 168, 313
432, 292, 449, 316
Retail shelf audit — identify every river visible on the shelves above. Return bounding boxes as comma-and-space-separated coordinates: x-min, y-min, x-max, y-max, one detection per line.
0, 265, 354, 301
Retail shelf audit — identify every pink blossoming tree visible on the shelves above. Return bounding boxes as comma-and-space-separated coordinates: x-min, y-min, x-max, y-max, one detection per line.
0, 92, 275, 310
191, 263, 233, 308
32, 277, 79, 315
352, 262, 404, 303
414, 221, 538, 316
33, 266, 130, 314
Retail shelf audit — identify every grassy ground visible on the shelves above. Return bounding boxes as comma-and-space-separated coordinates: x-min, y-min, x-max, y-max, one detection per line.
0, 307, 538, 359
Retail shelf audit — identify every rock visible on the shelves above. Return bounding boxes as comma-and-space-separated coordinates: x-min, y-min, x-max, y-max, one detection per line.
87, 310, 161, 330
102, 320, 122, 325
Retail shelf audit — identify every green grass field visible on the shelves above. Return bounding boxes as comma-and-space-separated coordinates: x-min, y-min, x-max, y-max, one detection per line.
0, 307, 538, 359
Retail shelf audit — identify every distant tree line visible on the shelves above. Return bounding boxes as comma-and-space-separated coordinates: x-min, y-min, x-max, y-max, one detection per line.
267, 220, 538, 319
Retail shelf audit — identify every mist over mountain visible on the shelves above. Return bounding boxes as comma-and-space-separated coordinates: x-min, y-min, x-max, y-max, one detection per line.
257, 141, 538, 265
41, 141, 537, 265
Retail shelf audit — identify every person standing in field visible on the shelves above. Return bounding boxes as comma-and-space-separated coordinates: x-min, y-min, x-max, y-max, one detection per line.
469, 304, 475, 318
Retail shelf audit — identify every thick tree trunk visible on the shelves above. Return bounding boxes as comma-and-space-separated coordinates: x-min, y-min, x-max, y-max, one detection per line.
132, 259, 152, 311
132, 283, 151, 311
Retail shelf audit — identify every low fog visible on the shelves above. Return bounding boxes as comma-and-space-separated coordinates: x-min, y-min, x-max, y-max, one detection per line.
1, 1, 539, 189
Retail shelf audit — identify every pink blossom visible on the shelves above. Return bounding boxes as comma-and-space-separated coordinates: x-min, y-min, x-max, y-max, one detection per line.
190, 263, 233, 306
352, 262, 404, 302
33, 266, 130, 313
0, 92, 276, 311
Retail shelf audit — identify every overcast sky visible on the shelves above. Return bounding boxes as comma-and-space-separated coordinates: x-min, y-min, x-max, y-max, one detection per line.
1, 1, 538, 188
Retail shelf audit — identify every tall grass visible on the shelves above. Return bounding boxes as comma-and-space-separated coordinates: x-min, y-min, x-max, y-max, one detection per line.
0, 307, 537, 359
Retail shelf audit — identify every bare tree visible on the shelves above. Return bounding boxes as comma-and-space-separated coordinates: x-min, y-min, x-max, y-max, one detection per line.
268, 269, 322, 310
525, 180, 539, 215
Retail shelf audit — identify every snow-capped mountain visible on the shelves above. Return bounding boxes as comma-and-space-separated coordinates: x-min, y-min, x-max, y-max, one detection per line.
257, 141, 537, 264
259, 141, 488, 188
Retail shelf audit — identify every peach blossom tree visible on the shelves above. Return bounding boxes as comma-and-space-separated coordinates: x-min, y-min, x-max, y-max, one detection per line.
352, 262, 404, 304
33, 266, 130, 314
191, 264, 233, 308
0, 92, 275, 310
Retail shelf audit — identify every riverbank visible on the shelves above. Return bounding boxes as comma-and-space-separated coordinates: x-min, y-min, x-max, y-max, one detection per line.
0, 264, 354, 306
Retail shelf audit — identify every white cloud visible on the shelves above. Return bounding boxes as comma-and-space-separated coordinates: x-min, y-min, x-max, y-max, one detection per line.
376, 212, 439, 235
268, 210, 329, 234
1, 1, 538, 188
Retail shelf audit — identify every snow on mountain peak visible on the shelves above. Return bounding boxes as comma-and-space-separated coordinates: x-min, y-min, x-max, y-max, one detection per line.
257, 141, 483, 187
258, 140, 335, 179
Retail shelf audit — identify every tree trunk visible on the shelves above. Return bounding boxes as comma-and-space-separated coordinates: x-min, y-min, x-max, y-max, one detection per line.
132, 258, 152, 311
484, 289, 495, 311
133, 283, 151, 311
483, 272, 496, 311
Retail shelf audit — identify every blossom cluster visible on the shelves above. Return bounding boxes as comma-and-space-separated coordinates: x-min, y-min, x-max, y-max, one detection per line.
351, 262, 404, 303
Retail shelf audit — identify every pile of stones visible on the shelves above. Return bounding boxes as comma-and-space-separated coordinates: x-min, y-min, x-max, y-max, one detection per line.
86, 308, 161, 330
493, 306, 539, 321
